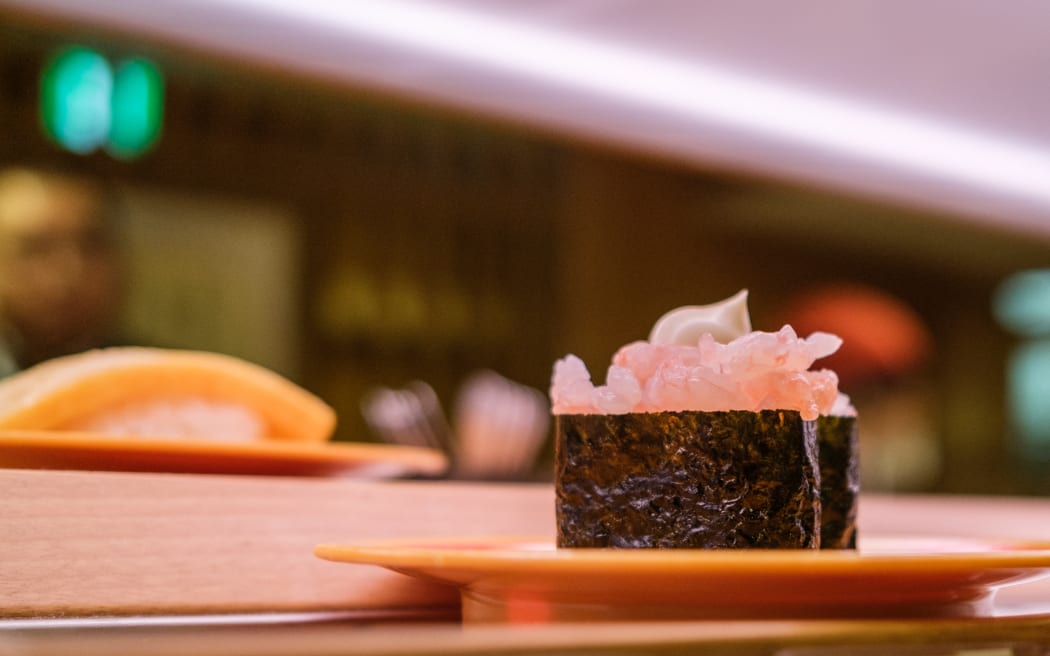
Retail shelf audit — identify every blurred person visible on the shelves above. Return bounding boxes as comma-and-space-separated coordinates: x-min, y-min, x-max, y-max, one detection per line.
0, 167, 124, 377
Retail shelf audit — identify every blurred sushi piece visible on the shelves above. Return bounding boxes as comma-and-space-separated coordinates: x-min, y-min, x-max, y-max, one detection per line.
0, 347, 336, 442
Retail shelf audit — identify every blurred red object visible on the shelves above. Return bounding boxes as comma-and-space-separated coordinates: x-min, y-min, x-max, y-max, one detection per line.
776, 284, 932, 387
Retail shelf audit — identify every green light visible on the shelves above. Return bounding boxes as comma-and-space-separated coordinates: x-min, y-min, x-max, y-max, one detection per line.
108, 57, 164, 159
993, 269, 1050, 337
40, 47, 164, 159
40, 47, 113, 154
1007, 339, 1050, 462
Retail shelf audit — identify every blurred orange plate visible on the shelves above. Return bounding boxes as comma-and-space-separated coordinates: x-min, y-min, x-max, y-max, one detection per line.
0, 429, 448, 478
315, 536, 1050, 623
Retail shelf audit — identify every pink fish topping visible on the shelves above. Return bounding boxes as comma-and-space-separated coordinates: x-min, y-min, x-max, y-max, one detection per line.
551, 325, 844, 421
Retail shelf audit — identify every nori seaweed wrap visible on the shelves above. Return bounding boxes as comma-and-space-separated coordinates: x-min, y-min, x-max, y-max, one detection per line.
555, 409, 821, 549
817, 415, 860, 549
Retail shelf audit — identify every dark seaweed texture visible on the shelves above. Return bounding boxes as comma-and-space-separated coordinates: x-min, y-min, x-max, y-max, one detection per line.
555, 410, 820, 549
817, 415, 860, 549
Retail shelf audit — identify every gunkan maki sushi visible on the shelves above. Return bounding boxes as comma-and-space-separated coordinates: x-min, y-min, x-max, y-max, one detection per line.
550, 290, 856, 549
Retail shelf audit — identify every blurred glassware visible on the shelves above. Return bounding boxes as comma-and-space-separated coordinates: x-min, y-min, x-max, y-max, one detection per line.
452, 370, 549, 481
361, 371, 549, 481
360, 381, 451, 454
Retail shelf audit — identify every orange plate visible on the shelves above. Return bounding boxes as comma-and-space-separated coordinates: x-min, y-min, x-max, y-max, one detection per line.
315, 536, 1050, 623
0, 429, 448, 478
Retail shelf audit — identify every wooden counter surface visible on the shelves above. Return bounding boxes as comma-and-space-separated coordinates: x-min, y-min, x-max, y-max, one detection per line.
2, 469, 1049, 653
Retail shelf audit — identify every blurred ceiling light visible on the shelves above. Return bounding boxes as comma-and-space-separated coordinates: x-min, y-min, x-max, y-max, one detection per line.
224, 0, 1050, 206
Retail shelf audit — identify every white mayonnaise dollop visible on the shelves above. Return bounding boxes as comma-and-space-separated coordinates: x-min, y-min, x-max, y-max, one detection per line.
648, 289, 751, 346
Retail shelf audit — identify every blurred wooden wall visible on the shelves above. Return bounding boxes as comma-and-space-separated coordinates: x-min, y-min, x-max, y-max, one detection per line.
2, 16, 1048, 495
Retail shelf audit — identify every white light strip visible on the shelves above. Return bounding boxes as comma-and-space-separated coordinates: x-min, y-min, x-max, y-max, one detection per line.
222, 0, 1050, 205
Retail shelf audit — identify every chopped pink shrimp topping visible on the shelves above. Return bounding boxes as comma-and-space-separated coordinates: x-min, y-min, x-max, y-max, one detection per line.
550, 325, 844, 421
